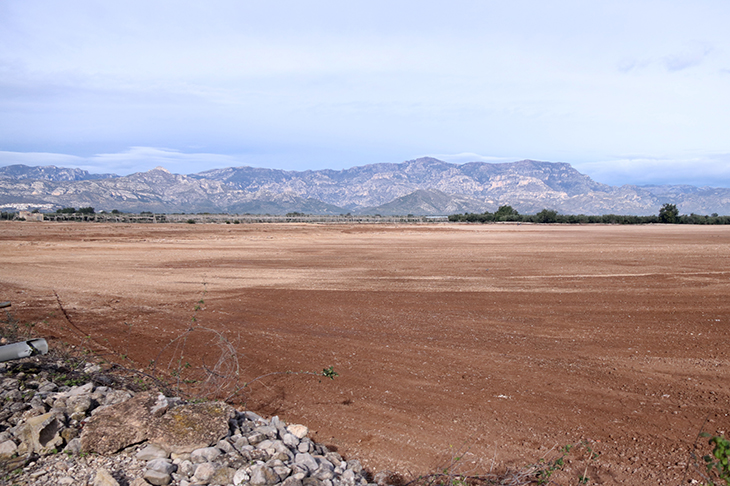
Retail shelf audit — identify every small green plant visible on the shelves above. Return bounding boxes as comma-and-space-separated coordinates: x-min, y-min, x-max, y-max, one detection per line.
322, 366, 339, 380
701, 433, 730, 485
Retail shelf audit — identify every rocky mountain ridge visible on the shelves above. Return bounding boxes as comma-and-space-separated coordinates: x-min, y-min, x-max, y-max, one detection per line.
1, 159, 729, 215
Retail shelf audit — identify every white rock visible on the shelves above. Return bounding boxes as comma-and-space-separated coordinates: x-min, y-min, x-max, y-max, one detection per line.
233, 468, 250, 486
147, 458, 175, 475
93, 468, 120, 486
67, 382, 94, 396
191, 446, 221, 463
287, 424, 308, 439
0, 439, 18, 460
283, 432, 300, 448
136, 443, 169, 461
193, 462, 220, 482
143, 468, 172, 486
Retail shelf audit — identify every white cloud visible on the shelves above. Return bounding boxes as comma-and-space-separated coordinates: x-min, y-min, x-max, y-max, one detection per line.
429, 153, 517, 164
2, 2, 730, 183
574, 154, 730, 187
663, 43, 714, 72
0, 147, 243, 176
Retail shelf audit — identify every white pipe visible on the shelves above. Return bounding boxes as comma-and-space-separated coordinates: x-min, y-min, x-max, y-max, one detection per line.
0, 339, 48, 362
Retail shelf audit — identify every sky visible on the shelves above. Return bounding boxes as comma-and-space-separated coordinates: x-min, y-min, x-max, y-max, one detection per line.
1, 1, 730, 187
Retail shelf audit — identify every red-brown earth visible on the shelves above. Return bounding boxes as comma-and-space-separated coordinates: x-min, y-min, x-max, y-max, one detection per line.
2, 222, 729, 484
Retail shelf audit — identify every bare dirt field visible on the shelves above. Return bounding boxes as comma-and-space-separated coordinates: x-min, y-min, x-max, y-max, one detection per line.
2, 222, 729, 484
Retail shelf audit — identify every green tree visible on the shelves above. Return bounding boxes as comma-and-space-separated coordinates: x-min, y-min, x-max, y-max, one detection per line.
658, 203, 679, 224
535, 209, 559, 223
495, 205, 519, 221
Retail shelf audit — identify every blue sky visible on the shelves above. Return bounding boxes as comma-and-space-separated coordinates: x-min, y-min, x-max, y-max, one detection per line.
1, 1, 730, 186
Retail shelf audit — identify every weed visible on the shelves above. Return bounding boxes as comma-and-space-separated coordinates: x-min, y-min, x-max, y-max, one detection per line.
0, 308, 37, 342
702, 433, 730, 485
686, 416, 730, 486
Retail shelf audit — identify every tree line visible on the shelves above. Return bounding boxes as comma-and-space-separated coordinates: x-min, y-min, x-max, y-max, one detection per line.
448, 204, 730, 224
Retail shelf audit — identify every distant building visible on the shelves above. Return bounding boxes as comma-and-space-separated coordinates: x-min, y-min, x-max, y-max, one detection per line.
18, 211, 44, 222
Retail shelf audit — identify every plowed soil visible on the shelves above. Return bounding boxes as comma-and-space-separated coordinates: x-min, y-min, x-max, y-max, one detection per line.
2, 222, 729, 484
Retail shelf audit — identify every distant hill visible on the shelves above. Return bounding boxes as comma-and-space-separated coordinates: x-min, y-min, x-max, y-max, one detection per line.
2, 158, 730, 215
0, 164, 118, 181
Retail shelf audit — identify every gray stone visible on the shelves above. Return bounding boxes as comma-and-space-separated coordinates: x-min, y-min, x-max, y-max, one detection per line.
67, 382, 94, 396
244, 411, 263, 422
171, 451, 192, 462
17, 411, 64, 455
38, 382, 58, 394
283, 476, 304, 486
63, 437, 82, 455
84, 363, 102, 374
136, 443, 169, 461
191, 446, 222, 463
257, 438, 276, 451
291, 463, 309, 479
147, 458, 176, 475
341, 469, 357, 486
216, 438, 234, 453
298, 438, 314, 453
250, 464, 280, 486
256, 425, 279, 439
0, 439, 17, 461
283, 432, 300, 448
61, 426, 79, 444
233, 436, 250, 451
346, 460, 363, 474
178, 459, 195, 477
29, 394, 47, 411
273, 463, 293, 480
150, 393, 169, 417
211, 466, 237, 484
295, 452, 319, 473
247, 431, 266, 444
273, 450, 294, 462
66, 395, 92, 420
150, 401, 235, 454
243, 448, 270, 462
303, 477, 324, 486
104, 389, 132, 406
326, 451, 343, 467
193, 462, 220, 482
144, 468, 172, 486
93, 468, 120, 486
233, 468, 250, 485
81, 391, 162, 454
314, 463, 335, 481
10, 401, 29, 413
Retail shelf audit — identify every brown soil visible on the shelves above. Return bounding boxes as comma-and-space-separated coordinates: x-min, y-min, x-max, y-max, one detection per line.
2, 222, 729, 484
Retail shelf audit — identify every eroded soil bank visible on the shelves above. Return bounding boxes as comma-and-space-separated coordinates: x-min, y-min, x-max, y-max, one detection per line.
2, 222, 729, 484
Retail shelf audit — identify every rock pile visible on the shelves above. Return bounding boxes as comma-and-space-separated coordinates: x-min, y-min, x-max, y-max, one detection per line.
0, 359, 373, 486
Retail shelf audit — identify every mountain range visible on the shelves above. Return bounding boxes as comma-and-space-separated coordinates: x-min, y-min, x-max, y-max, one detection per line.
1, 158, 729, 216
